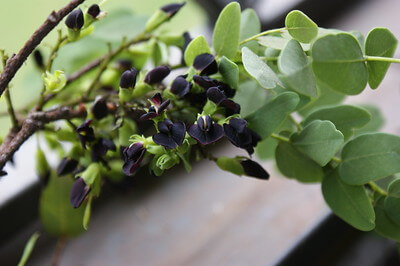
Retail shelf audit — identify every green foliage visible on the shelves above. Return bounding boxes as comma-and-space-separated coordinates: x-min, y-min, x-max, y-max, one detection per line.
258, 35, 310, 51
17, 232, 40, 266
365, 28, 397, 89
285, 10, 318, 43
311, 33, 368, 95
242, 47, 283, 89
219, 56, 239, 88
275, 141, 323, 183
278, 39, 317, 97
291, 120, 344, 166
39, 173, 85, 237
212, 2, 241, 58
339, 133, 400, 185
388, 178, 400, 198
302, 105, 371, 139
246, 92, 299, 139
375, 197, 400, 241
184, 35, 211, 66
216, 157, 244, 176
240, 8, 261, 52
233, 80, 268, 117
322, 170, 375, 231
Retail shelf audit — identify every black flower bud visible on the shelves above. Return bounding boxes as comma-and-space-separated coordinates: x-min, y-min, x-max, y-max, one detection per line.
240, 159, 270, 180
87, 4, 101, 18
91, 96, 108, 120
119, 68, 138, 89
76, 120, 96, 149
57, 157, 79, 176
207, 87, 240, 116
187, 115, 224, 145
70, 177, 91, 208
144, 65, 171, 84
193, 53, 218, 76
153, 119, 186, 149
161, 3, 186, 17
170, 76, 192, 97
33, 50, 44, 69
65, 8, 84, 30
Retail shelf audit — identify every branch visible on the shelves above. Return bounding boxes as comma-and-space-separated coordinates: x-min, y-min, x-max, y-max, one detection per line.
0, 0, 86, 97
0, 106, 87, 171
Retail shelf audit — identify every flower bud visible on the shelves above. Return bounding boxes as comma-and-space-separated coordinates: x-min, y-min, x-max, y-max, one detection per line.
65, 8, 84, 30
70, 177, 91, 208
144, 65, 171, 85
156, 153, 179, 170
91, 96, 108, 120
193, 53, 218, 76
145, 3, 185, 33
87, 4, 100, 19
119, 68, 138, 89
57, 157, 79, 176
33, 50, 44, 69
42, 70, 67, 93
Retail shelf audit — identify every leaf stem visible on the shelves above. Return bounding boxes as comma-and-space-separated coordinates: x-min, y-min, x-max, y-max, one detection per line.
270, 133, 290, 143
364, 56, 400, 64
331, 156, 342, 163
239, 27, 286, 45
368, 181, 388, 196
289, 115, 302, 131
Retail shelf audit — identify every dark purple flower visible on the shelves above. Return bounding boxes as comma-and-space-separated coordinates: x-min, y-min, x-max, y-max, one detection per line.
223, 118, 261, 155
119, 68, 138, 89
87, 4, 101, 18
153, 119, 186, 149
144, 65, 171, 84
140, 93, 170, 120
115, 59, 133, 71
187, 115, 224, 145
160, 2, 186, 17
76, 120, 96, 149
193, 75, 235, 97
193, 53, 218, 76
240, 159, 270, 180
57, 157, 79, 176
70, 177, 91, 208
170, 76, 192, 97
122, 143, 146, 176
91, 138, 116, 162
33, 50, 44, 69
91, 97, 108, 120
65, 8, 84, 30
207, 87, 240, 116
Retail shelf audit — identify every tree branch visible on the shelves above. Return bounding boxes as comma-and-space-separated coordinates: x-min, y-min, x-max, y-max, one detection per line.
0, 0, 86, 97
0, 106, 87, 171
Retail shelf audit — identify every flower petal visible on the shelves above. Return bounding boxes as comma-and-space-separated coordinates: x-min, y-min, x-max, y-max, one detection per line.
160, 2, 186, 17
57, 157, 79, 176
70, 178, 91, 208
240, 160, 270, 180
153, 133, 178, 149
206, 87, 226, 104
65, 9, 84, 30
140, 111, 158, 121
158, 99, 170, 113
170, 76, 192, 97
144, 65, 171, 84
193, 53, 218, 76
170, 121, 186, 146
119, 68, 138, 89
150, 93, 163, 107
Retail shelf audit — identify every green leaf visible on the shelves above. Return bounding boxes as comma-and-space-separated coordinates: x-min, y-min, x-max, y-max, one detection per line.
365, 28, 398, 89
322, 170, 375, 231
17, 232, 40, 266
275, 142, 323, 183
384, 196, 400, 225
39, 173, 85, 237
212, 2, 241, 58
278, 39, 317, 97
375, 197, 400, 241
311, 33, 368, 95
353, 105, 385, 135
256, 137, 278, 160
184, 35, 211, 66
219, 56, 239, 88
285, 10, 318, 43
246, 92, 299, 139
302, 105, 371, 139
240, 8, 261, 52
216, 157, 244, 176
388, 178, 400, 198
339, 133, 400, 185
258, 36, 310, 51
242, 47, 283, 89
291, 120, 344, 166
83, 197, 92, 230
233, 80, 268, 117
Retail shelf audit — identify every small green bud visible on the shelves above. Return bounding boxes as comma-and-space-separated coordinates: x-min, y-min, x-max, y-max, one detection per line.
81, 163, 101, 186
146, 143, 166, 155
216, 157, 244, 176
131, 82, 153, 98
145, 10, 169, 33
100, 68, 119, 86
119, 87, 132, 103
42, 70, 67, 93
156, 153, 179, 170
150, 156, 164, 176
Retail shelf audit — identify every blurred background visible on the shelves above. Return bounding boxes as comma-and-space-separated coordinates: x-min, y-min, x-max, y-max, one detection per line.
1, 0, 400, 265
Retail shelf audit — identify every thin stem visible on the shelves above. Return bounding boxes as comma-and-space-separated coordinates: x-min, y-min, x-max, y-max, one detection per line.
368, 181, 388, 196
4, 88, 19, 129
51, 236, 67, 266
331, 156, 342, 163
270, 133, 290, 143
239, 27, 285, 45
365, 56, 400, 64
289, 115, 302, 131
